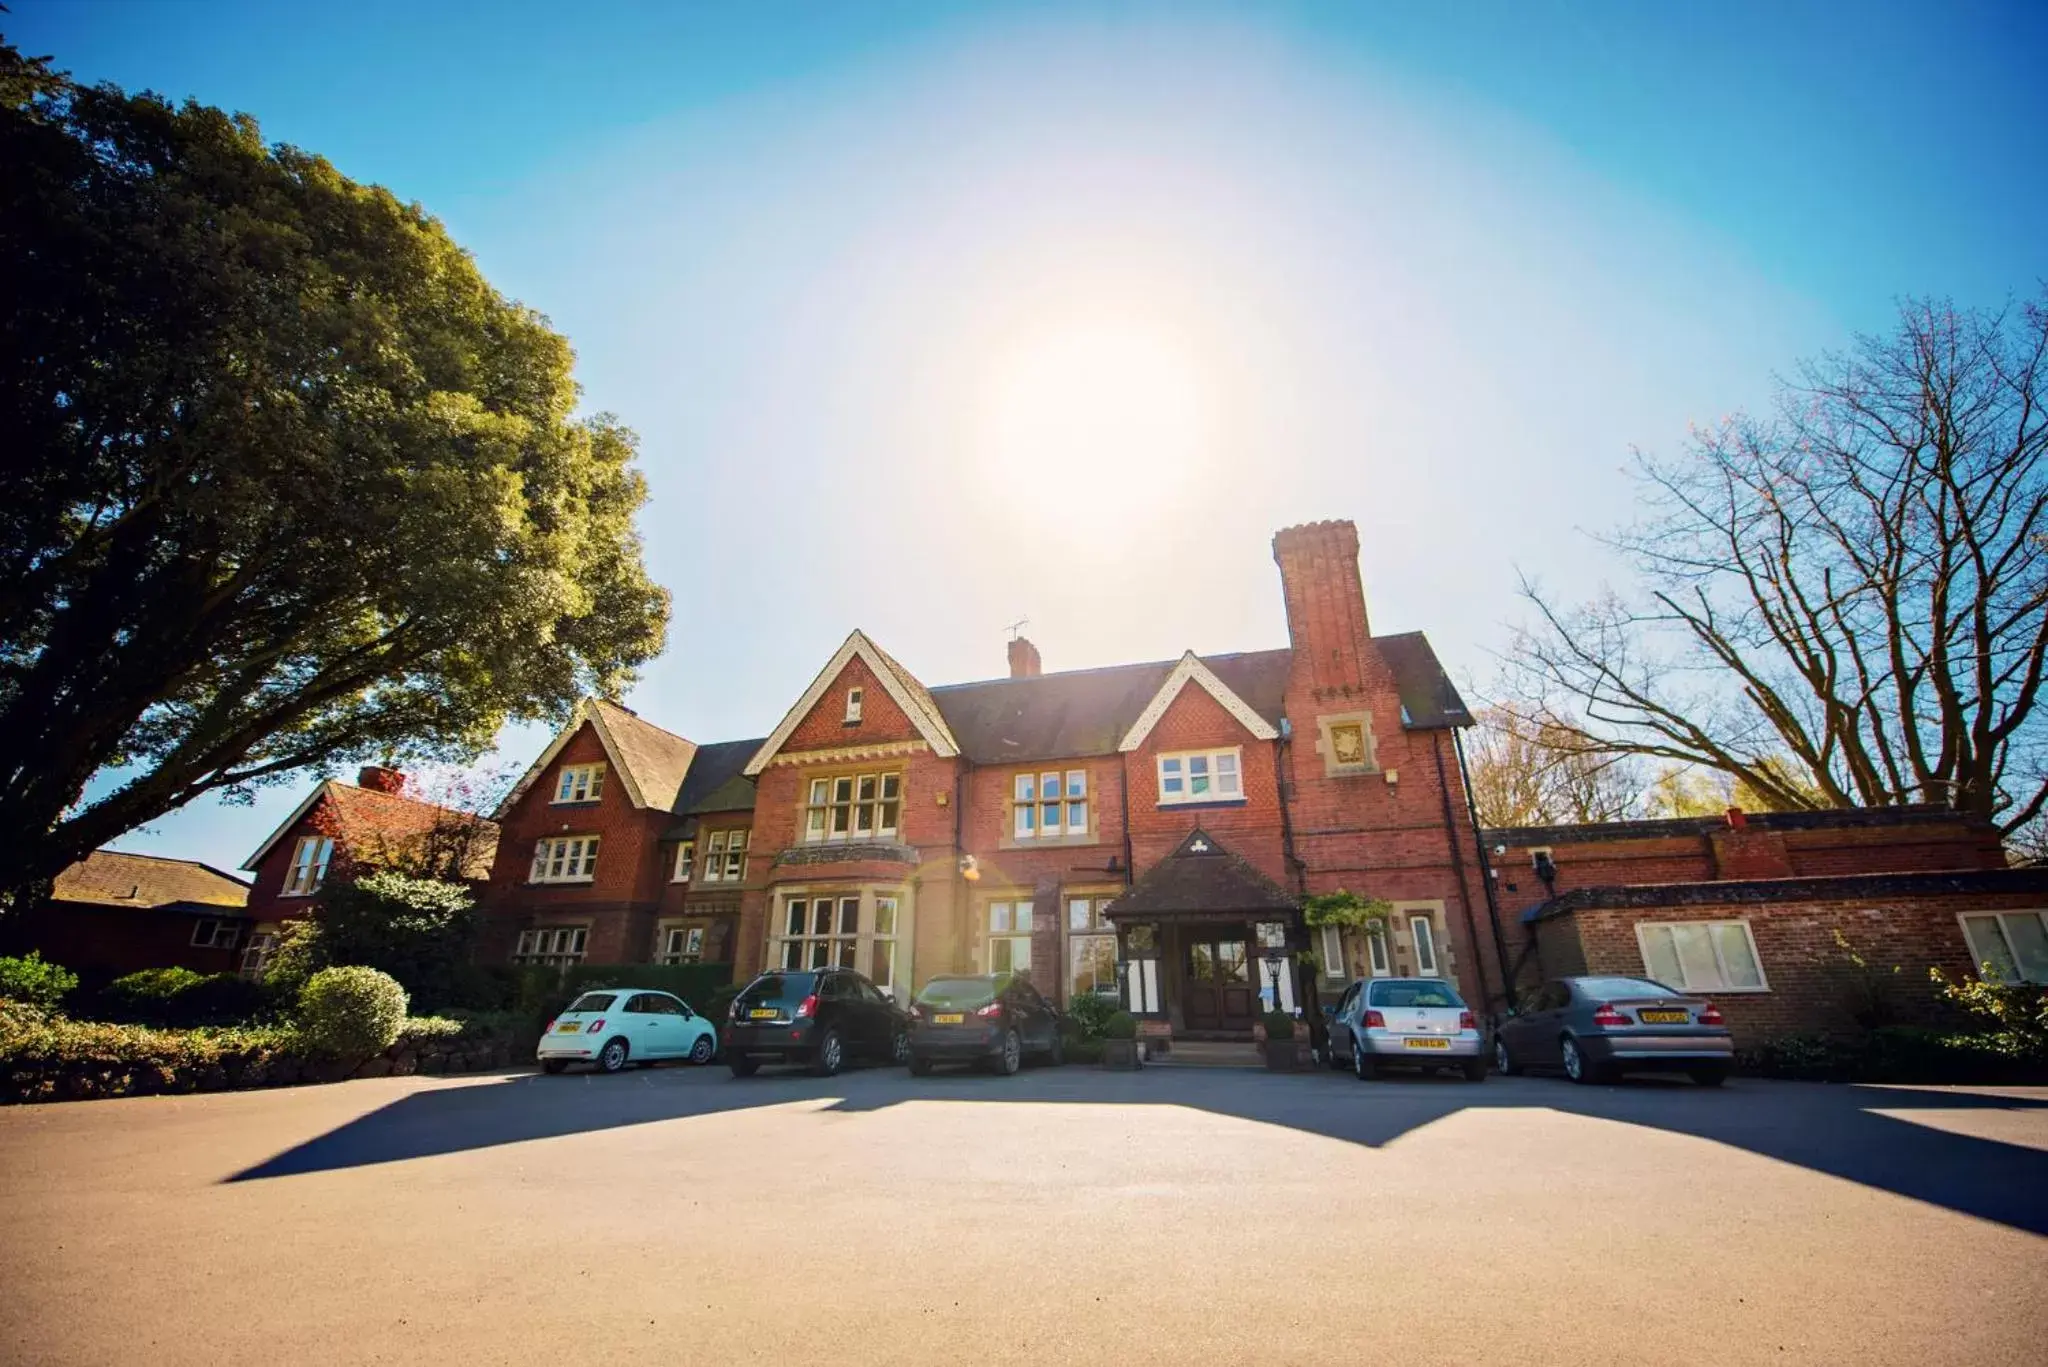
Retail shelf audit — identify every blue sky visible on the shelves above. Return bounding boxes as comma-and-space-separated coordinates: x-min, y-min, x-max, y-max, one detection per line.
11, 0, 2044, 874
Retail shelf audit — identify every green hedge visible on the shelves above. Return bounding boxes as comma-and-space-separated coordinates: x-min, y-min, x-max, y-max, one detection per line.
94, 967, 277, 1027
1740, 1026, 2048, 1083
0, 953, 79, 1010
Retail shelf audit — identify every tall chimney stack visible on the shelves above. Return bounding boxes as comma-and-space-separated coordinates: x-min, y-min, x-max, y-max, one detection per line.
1007, 636, 1042, 679
1272, 520, 1372, 697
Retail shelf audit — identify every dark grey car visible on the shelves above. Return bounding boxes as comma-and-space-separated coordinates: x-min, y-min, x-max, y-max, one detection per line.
1493, 976, 1734, 1086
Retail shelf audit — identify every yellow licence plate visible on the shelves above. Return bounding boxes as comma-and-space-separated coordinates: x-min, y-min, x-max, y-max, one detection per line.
933, 1013, 964, 1025
1639, 1010, 1689, 1024
749, 1008, 779, 1020
1404, 1037, 1451, 1049
555, 1022, 579, 1033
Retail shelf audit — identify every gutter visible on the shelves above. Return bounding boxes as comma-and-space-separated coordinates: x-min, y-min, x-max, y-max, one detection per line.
1432, 730, 1496, 1012
1452, 725, 1516, 1001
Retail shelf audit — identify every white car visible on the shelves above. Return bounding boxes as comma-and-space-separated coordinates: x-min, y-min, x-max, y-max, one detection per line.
537, 989, 719, 1073
1325, 976, 1487, 1081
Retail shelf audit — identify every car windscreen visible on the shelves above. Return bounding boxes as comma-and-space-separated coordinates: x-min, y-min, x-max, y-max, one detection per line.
737, 973, 814, 1006
1577, 977, 1682, 1000
1366, 980, 1465, 1009
565, 993, 617, 1014
916, 977, 998, 1008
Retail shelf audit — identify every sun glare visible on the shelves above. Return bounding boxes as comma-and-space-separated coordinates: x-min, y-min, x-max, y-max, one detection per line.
974, 319, 1219, 537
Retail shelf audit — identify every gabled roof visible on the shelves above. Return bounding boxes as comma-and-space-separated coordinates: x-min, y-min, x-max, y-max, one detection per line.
1116, 651, 1281, 752
930, 650, 1291, 764
1104, 828, 1297, 920
674, 738, 767, 815
55, 850, 249, 912
497, 698, 698, 815
743, 631, 960, 776
241, 780, 501, 878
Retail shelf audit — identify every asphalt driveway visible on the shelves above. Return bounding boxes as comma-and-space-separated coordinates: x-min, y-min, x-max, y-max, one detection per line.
2, 1063, 2044, 1366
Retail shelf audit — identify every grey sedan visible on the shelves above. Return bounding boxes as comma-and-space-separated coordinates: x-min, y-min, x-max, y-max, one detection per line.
1493, 976, 1734, 1086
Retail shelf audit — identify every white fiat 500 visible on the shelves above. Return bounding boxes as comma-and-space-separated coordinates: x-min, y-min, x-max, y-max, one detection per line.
537, 989, 719, 1074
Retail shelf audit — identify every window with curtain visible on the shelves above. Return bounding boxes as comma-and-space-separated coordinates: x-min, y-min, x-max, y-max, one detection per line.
1636, 920, 1767, 992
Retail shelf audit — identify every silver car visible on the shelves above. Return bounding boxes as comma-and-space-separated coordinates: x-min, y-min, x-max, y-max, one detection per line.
1493, 976, 1734, 1086
1325, 977, 1487, 1081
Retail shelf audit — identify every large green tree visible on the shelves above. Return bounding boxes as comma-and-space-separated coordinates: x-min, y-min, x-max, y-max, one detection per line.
0, 42, 669, 912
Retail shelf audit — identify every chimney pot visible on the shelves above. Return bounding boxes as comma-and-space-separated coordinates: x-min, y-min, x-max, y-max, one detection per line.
1007, 636, 1042, 679
1725, 806, 1747, 829
357, 765, 407, 795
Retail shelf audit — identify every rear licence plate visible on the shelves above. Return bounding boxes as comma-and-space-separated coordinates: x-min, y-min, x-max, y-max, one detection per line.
749, 1008, 779, 1020
1404, 1037, 1450, 1049
1639, 1010, 1689, 1024
555, 1022, 579, 1033
933, 1013, 964, 1025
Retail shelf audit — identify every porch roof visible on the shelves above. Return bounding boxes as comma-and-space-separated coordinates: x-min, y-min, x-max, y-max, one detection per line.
1103, 829, 1299, 922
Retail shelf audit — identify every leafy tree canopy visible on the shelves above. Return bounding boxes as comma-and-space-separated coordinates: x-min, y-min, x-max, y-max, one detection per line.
0, 40, 669, 910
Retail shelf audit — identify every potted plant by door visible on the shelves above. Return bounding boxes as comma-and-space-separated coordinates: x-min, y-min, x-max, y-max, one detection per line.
1100, 1011, 1143, 1070
1261, 1010, 1305, 1071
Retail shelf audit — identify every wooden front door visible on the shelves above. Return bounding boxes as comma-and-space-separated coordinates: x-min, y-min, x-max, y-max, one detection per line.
1182, 935, 1256, 1033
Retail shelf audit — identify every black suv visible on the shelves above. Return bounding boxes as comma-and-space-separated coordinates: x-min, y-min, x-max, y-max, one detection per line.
907, 972, 1063, 1075
724, 968, 910, 1077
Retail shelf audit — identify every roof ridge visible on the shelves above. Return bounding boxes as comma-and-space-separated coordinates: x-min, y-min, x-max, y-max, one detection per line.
930, 646, 1291, 693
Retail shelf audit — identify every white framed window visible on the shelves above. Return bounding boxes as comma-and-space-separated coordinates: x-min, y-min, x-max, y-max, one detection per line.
1409, 915, 1440, 976
701, 829, 748, 883
1156, 748, 1243, 805
529, 835, 600, 884
672, 840, 694, 883
657, 924, 706, 965
239, 929, 279, 979
1367, 925, 1391, 977
1958, 911, 2048, 985
553, 763, 605, 804
190, 918, 240, 950
514, 926, 587, 967
1318, 924, 1346, 978
844, 688, 864, 723
987, 900, 1033, 974
1637, 920, 1768, 993
804, 772, 902, 842
1013, 770, 1089, 839
871, 896, 899, 993
777, 895, 862, 971
283, 835, 334, 896
1068, 896, 1117, 999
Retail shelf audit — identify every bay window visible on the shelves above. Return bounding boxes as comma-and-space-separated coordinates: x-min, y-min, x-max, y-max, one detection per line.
770, 891, 904, 993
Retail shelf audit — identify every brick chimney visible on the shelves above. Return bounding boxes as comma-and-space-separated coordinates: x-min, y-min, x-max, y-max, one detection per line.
1007, 635, 1042, 679
1272, 520, 1372, 697
356, 765, 407, 794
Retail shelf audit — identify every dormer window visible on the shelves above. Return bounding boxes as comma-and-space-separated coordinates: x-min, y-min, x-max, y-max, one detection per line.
844, 688, 864, 724
1157, 749, 1243, 805
554, 763, 605, 804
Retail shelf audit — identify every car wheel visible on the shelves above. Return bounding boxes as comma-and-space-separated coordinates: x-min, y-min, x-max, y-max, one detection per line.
812, 1028, 845, 1077
597, 1037, 630, 1074
689, 1034, 716, 1065
1690, 1065, 1729, 1087
541, 1059, 568, 1075
891, 1030, 911, 1066
1461, 1057, 1488, 1082
1352, 1036, 1376, 1081
1561, 1035, 1604, 1085
908, 1054, 933, 1076
727, 1054, 758, 1078
1493, 1037, 1518, 1076
997, 1028, 1022, 1076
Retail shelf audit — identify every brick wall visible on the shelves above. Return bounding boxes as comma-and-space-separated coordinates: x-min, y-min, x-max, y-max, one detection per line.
1127, 683, 1287, 882
1545, 891, 2041, 1045
784, 656, 922, 750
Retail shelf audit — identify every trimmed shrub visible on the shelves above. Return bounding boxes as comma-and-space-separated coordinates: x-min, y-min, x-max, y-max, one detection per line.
1101, 1011, 1138, 1041
0, 953, 79, 1010
0, 1000, 304, 1104
96, 967, 273, 1027
297, 967, 407, 1059
1261, 1010, 1296, 1042
280, 872, 480, 1013
1061, 992, 1122, 1040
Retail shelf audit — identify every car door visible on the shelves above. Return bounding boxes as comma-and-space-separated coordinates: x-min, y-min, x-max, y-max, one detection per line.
649, 992, 693, 1057
826, 973, 876, 1059
1016, 980, 1056, 1052
861, 976, 902, 1059
1514, 982, 1570, 1071
1329, 983, 1359, 1061
619, 994, 662, 1058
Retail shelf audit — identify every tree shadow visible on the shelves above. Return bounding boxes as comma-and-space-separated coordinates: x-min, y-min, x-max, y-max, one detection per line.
224, 1062, 2048, 1236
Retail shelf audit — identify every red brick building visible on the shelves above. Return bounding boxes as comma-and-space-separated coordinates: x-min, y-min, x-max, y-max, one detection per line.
1490, 807, 2048, 1045
238, 767, 501, 979
482, 519, 1503, 1043
0, 850, 251, 983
